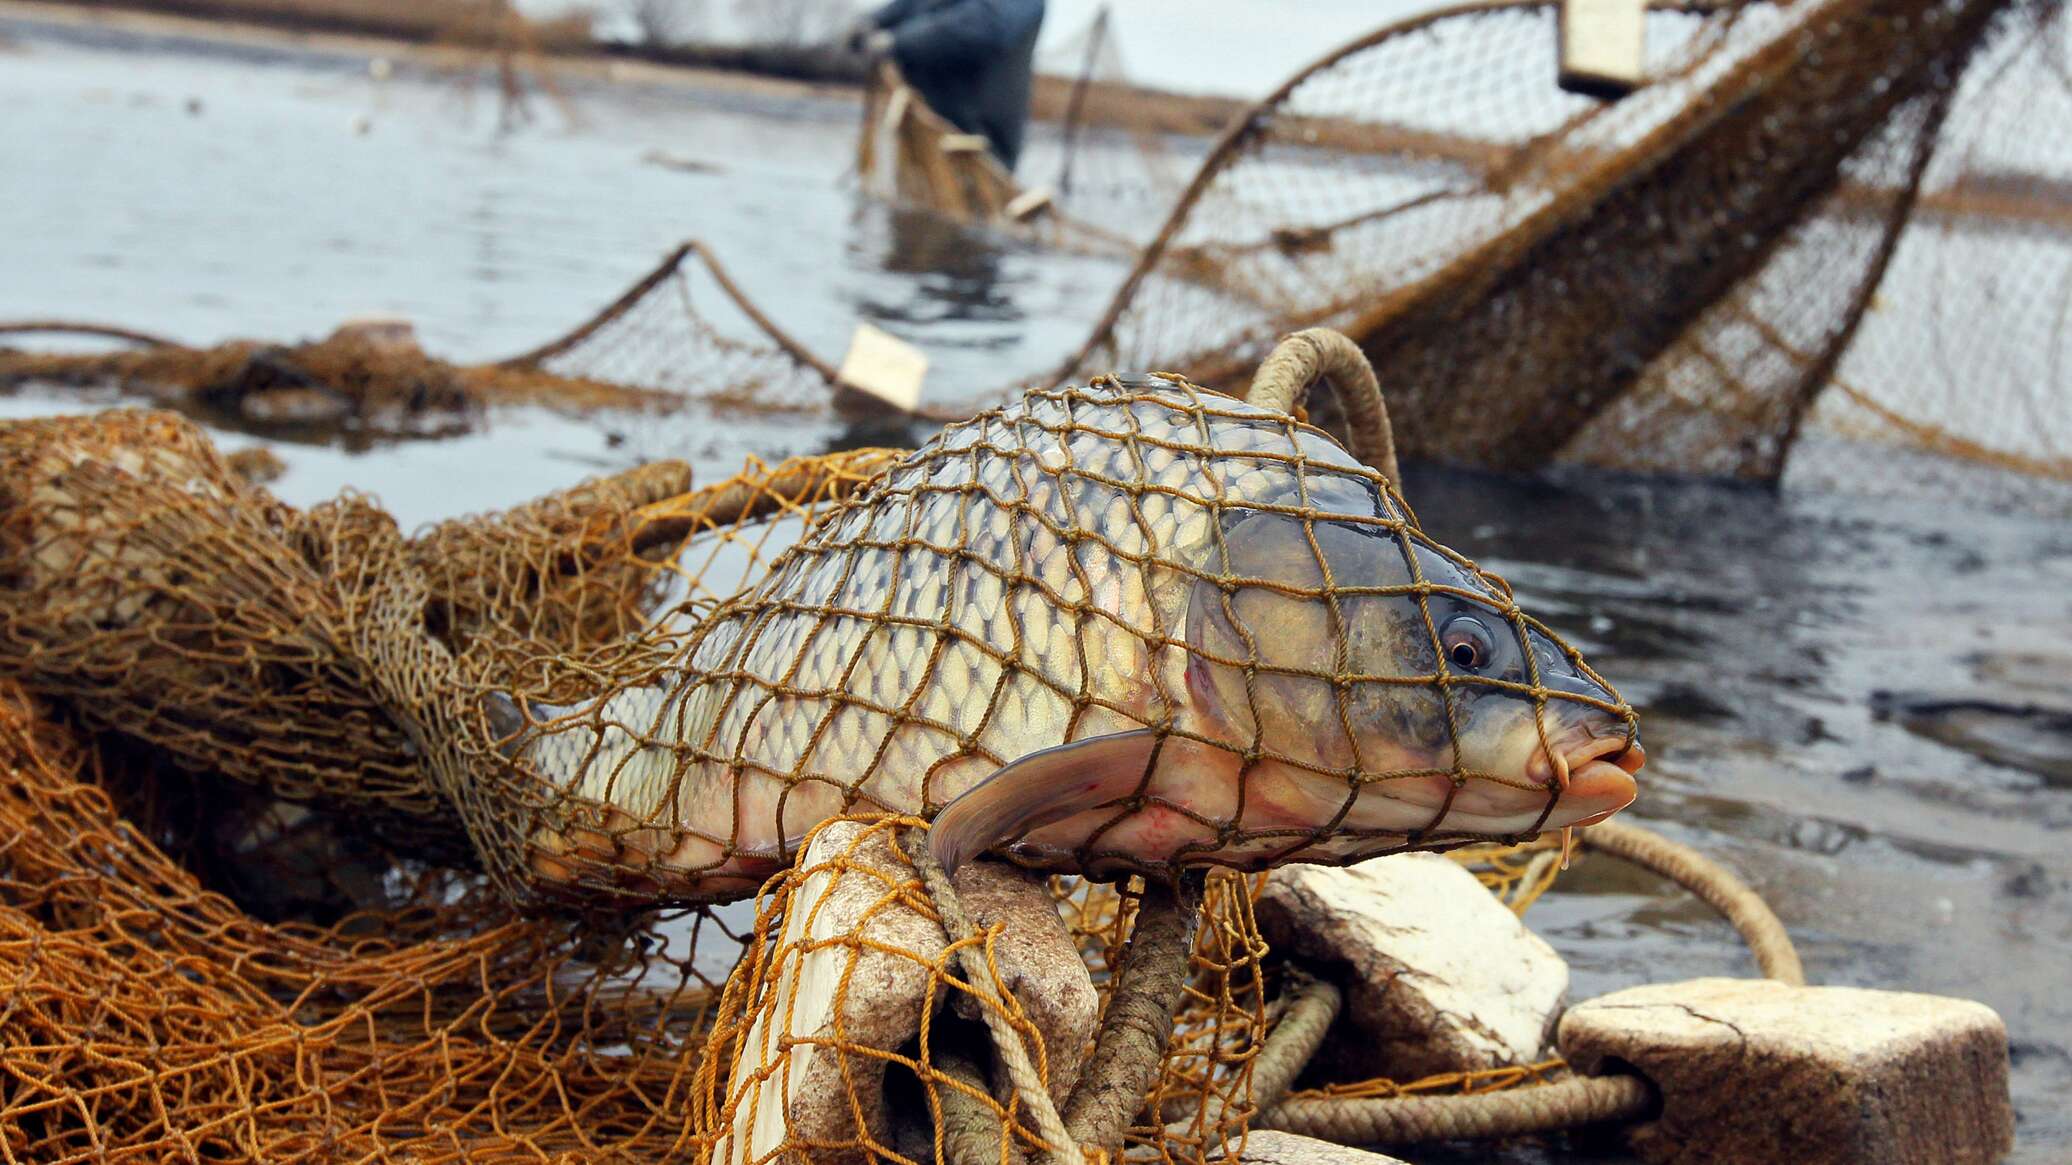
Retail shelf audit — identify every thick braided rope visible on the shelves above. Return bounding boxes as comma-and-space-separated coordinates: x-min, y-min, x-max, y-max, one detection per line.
1258, 1074, 1654, 1143
1582, 820, 1805, 985
1245, 975, 1344, 1114
903, 827, 1082, 1165
1062, 872, 1206, 1154
1245, 328, 1401, 485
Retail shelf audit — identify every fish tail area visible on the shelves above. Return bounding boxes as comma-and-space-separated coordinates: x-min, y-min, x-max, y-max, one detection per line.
483, 682, 775, 900
929, 729, 1162, 873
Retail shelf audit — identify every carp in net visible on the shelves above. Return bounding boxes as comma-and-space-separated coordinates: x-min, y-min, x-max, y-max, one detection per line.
0, 330, 1647, 1160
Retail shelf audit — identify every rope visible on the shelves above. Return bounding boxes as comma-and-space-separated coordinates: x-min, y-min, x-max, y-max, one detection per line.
1246, 329, 1402, 485
935, 1047, 1024, 1165
1581, 820, 1806, 985
904, 827, 1082, 1165
0, 319, 180, 347
1246, 974, 1344, 1114
1258, 1074, 1655, 1144
1063, 871, 1208, 1156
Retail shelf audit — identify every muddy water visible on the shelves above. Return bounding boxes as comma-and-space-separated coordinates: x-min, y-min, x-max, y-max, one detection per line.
4, 13, 2069, 1162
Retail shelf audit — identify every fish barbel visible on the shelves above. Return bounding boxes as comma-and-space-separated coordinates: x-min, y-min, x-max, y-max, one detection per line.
498, 375, 1641, 898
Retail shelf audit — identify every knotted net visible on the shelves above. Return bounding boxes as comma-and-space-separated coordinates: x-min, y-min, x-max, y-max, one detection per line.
0, 336, 1639, 1159
0, 239, 843, 444
1053, 0, 2070, 507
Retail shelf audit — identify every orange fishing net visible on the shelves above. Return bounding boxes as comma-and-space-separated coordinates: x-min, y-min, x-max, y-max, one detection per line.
0, 332, 1635, 1159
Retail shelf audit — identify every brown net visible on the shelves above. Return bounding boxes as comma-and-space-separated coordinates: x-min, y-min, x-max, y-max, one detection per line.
0, 335, 1641, 1158
3, 374, 1637, 907
499, 240, 844, 416
1050, 0, 2070, 508
0, 240, 845, 442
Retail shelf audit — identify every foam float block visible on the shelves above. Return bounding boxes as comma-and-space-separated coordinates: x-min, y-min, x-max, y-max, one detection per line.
1254, 853, 1568, 1081
1559, 977, 2013, 1164
1558, 0, 1647, 97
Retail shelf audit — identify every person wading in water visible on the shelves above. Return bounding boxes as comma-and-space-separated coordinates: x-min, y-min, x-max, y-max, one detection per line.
848, 0, 1047, 171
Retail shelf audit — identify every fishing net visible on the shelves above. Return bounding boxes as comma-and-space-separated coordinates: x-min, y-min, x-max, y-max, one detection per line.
1049, 0, 2071, 508
4, 372, 1634, 904
499, 240, 844, 416
0, 240, 844, 443
858, 64, 1031, 226
0, 672, 1571, 1164
1028, 6, 1202, 225
0, 335, 1641, 1158
0, 321, 668, 444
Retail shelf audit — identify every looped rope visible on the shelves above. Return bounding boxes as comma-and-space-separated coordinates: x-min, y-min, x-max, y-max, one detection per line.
1581, 819, 1805, 985
1259, 1073, 1656, 1143
1247, 328, 1401, 486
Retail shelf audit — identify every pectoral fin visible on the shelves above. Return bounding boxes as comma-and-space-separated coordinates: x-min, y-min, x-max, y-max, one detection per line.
929, 729, 1162, 873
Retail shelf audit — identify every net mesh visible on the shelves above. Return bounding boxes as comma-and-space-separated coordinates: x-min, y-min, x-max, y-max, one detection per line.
0, 240, 843, 441
7, 0, 2069, 504
1051, 0, 2070, 508
0, 361, 1632, 1159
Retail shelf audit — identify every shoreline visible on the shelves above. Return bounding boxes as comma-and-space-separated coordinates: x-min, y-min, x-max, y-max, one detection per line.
0, 0, 1251, 138
0, 0, 866, 108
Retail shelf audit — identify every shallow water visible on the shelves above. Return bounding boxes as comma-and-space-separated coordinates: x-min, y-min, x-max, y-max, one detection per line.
4, 13, 2069, 1161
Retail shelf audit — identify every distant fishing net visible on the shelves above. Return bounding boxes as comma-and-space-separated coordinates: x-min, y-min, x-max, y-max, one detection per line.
0, 239, 843, 441
1054, 0, 2072, 510
1029, 6, 1200, 230
500, 240, 844, 415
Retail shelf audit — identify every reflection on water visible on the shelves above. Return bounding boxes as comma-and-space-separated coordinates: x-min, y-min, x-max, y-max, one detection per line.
5, 12, 2071, 1163
853, 204, 1023, 326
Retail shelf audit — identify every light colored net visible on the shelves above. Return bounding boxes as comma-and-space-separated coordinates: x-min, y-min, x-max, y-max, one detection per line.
0, 240, 844, 440
1049, 0, 2069, 507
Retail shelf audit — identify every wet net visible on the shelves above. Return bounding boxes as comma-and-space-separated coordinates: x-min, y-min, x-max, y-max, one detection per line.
0, 240, 845, 443
1049, 0, 2071, 508
0, 339, 1639, 1158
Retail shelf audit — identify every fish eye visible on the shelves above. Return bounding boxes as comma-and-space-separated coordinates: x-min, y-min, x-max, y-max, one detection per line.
1440, 616, 1495, 672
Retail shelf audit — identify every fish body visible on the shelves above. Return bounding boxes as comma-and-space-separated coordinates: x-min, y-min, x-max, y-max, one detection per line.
507, 376, 1640, 898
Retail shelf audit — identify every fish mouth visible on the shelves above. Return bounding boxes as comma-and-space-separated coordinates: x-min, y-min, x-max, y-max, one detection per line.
1541, 733, 1644, 827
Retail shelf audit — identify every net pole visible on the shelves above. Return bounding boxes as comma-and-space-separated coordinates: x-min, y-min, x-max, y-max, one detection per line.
1055, 6, 1109, 196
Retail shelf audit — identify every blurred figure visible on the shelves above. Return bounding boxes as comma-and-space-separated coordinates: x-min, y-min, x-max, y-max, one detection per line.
849, 0, 1046, 171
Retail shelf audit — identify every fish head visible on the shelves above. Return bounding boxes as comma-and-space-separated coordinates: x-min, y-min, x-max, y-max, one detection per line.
1182, 508, 1641, 845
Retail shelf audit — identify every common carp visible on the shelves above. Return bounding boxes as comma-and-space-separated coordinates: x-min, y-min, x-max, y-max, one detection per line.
497, 375, 1641, 898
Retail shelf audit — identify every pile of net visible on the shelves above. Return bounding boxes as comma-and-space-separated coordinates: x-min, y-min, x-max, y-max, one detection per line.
0, 684, 1272, 1160
1047, 0, 2072, 510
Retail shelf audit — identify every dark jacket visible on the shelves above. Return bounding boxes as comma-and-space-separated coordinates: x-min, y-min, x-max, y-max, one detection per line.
870, 0, 1045, 171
